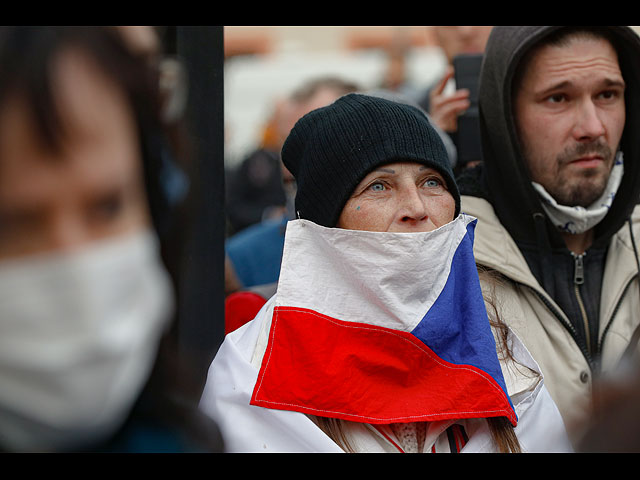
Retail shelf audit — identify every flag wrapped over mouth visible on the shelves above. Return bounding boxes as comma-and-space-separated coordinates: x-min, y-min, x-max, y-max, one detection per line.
251, 215, 517, 427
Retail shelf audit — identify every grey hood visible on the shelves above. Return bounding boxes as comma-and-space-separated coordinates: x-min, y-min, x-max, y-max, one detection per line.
469, 26, 640, 250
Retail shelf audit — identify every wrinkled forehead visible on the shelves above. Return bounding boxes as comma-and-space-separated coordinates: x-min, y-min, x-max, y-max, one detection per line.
513, 28, 622, 95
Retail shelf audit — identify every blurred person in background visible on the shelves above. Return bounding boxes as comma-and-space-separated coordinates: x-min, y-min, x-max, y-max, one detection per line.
225, 98, 292, 236
225, 76, 361, 236
224, 76, 359, 295
416, 26, 493, 173
417, 26, 492, 130
377, 33, 421, 101
223, 77, 360, 336
379, 46, 409, 93
578, 359, 640, 452
0, 26, 223, 452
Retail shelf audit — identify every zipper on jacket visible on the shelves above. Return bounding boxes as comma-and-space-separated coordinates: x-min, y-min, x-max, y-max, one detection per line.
527, 266, 638, 374
573, 252, 584, 285
572, 253, 591, 357
495, 245, 636, 374
530, 288, 592, 367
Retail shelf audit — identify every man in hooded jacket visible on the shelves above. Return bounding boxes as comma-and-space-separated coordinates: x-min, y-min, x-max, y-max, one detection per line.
458, 26, 640, 445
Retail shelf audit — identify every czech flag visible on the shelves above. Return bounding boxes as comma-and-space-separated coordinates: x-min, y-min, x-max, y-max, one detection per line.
251, 215, 517, 427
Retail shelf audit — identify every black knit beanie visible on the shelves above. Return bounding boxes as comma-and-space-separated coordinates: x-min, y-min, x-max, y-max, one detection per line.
281, 93, 461, 228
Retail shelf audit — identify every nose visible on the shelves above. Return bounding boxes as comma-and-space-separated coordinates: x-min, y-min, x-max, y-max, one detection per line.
572, 99, 606, 141
398, 185, 428, 224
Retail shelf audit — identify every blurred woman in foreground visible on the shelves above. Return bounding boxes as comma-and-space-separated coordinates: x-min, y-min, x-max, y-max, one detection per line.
0, 26, 222, 452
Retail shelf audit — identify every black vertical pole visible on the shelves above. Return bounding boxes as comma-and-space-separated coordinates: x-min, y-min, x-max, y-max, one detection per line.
175, 26, 226, 390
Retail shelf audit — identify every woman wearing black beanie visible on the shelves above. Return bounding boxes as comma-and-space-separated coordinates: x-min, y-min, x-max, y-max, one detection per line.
281, 93, 460, 229
200, 93, 572, 453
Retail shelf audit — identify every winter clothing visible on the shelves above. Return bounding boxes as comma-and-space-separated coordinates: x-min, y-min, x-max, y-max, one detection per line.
200, 294, 572, 453
459, 26, 640, 442
226, 148, 287, 234
200, 217, 572, 453
200, 86, 573, 454
460, 194, 640, 441
225, 214, 288, 288
281, 93, 460, 228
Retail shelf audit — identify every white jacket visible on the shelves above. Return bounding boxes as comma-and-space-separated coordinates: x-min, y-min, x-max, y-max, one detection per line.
200, 295, 572, 452
200, 218, 572, 453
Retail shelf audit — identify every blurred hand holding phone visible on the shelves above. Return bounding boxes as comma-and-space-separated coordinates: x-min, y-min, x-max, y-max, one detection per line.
452, 53, 483, 168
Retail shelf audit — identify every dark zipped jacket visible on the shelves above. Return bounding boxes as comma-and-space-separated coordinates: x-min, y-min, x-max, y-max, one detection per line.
458, 26, 640, 441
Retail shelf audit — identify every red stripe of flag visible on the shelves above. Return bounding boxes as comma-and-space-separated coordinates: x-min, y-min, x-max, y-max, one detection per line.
251, 306, 516, 425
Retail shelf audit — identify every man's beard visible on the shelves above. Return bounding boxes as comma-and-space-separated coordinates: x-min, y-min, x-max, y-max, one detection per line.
533, 141, 615, 207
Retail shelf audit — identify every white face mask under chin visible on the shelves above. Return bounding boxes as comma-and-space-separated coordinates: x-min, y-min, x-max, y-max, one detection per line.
532, 151, 624, 235
0, 229, 174, 452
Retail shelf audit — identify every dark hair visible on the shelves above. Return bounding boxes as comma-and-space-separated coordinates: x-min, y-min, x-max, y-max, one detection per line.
0, 26, 184, 238
0, 26, 222, 452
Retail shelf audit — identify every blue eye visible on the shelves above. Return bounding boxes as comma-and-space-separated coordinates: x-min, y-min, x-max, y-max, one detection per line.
370, 182, 385, 192
425, 178, 442, 188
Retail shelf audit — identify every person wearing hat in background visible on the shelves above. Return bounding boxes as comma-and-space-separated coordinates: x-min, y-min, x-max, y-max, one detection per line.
199, 93, 571, 453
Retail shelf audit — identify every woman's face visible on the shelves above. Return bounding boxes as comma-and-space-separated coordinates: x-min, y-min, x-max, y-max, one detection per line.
336, 162, 456, 233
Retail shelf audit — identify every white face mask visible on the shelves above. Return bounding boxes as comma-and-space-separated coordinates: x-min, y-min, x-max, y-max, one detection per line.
0, 230, 174, 452
532, 151, 624, 235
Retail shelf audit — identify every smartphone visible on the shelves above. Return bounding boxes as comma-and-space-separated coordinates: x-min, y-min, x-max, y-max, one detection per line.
453, 53, 484, 167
